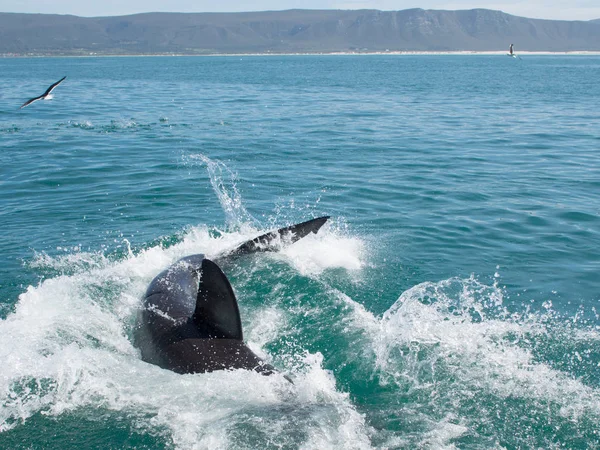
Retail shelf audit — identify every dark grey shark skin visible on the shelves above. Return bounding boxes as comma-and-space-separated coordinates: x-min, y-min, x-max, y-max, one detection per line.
135, 216, 329, 375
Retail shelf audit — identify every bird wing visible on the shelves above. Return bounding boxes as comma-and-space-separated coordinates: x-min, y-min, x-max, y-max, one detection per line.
43, 76, 67, 96
20, 95, 44, 109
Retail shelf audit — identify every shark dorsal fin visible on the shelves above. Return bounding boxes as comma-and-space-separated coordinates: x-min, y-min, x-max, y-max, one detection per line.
194, 258, 243, 340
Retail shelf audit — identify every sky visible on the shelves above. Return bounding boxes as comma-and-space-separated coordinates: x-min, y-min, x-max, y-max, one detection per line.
1, 0, 599, 21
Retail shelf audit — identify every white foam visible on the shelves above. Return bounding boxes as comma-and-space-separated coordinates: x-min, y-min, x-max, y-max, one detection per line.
245, 306, 286, 350
29, 250, 110, 273
294, 353, 374, 450
279, 226, 366, 277
420, 414, 469, 450
373, 277, 600, 423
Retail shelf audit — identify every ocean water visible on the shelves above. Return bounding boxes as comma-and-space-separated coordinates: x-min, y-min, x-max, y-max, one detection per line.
1, 55, 599, 449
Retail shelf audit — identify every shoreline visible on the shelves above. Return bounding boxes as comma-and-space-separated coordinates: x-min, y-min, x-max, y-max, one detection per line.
2, 50, 600, 58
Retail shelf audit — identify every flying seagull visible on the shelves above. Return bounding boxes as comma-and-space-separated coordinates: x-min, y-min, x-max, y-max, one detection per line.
507, 44, 522, 60
20, 76, 67, 109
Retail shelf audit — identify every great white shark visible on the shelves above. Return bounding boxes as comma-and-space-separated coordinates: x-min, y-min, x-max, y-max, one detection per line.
135, 216, 329, 375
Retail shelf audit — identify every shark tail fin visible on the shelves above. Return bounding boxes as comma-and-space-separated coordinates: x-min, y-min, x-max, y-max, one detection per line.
230, 216, 329, 256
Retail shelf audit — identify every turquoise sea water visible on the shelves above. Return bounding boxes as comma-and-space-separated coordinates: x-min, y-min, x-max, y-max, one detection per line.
1, 55, 599, 449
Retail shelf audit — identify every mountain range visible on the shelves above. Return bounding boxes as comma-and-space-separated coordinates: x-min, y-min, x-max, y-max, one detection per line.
1, 9, 600, 55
